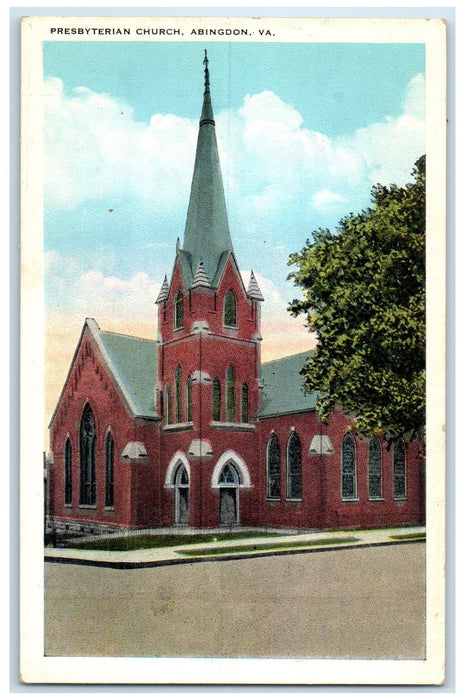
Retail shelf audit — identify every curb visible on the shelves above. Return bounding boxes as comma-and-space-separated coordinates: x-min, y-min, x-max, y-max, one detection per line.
44, 536, 425, 570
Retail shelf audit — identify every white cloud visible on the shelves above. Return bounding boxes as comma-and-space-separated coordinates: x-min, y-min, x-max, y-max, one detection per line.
45, 250, 161, 320
312, 189, 347, 212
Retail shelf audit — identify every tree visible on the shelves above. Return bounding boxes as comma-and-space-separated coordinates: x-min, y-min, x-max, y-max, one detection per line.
288, 156, 425, 442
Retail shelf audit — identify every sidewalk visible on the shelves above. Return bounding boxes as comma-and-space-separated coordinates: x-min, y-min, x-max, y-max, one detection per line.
44, 525, 425, 569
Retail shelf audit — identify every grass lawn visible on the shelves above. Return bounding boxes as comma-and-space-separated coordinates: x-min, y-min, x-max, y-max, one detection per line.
59, 530, 287, 551
176, 536, 359, 557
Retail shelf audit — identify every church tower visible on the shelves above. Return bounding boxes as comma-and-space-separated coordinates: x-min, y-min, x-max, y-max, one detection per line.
156, 52, 264, 528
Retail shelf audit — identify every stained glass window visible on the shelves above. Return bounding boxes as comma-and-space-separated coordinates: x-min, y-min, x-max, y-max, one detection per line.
287, 431, 302, 500
64, 437, 72, 505
79, 404, 96, 506
212, 378, 221, 421
224, 290, 237, 327
174, 290, 184, 330
241, 383, 249, 423
393, 439, 406, 499
368, 437, 382, 499
342, 433, 356, 499
186, 376, 193, 422
105, 432, 114, 508
165, 384, 172, 424
175, 366, 182, 423
266, 433, 280, 499
226, 366, 235, 422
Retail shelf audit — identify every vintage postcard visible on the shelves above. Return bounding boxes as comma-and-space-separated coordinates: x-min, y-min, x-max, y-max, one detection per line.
20, 15, 446, 685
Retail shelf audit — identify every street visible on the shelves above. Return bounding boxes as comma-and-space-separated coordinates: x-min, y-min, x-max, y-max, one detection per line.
45, 542, 425, 658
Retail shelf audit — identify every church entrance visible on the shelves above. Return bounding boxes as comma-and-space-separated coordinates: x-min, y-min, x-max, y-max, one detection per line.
174, 465, 189, 525
218, 463, 239, 526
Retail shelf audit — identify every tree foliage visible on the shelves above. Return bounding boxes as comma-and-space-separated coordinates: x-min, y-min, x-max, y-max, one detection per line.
288, 156, 425, 441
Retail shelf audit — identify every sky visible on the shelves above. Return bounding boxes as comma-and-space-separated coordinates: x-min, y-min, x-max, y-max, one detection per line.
43, 40, 426, 433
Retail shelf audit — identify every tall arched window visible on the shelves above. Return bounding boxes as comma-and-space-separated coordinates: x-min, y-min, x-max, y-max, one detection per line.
241, 383, 249, 423
287, 431, 302, 500
165, 384, 173, 425
80, 404, 96, 506
186, 376, 193, 423
223, 290, 237, 327
342, 433, 357, 500
226, 366, 236, 422
175, 366, 182, 423
212, 378, 221, 421
393, 439, 406, 499
174, 290, 184, 330
266, 433, 281, 500
64, 437, 72, 505
368, 437, 382, 499
105, 432, 114, 508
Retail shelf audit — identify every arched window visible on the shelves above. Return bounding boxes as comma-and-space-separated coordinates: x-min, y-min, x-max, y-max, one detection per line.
64, 437, 72, 505
393, 439, 406, 499
174, 290, 184, 330
212, 378, 221, 422
175, 366, 182, 423
342, 433, 357, 500
186, 376, 193, 423
226, 366, 236, 422
241, 383, 249, 423
368, 437, 382, 499
79, 404, 96, 506
287, 431, 302, 500
223, 290, 237, 327
165, 384, 172, 425
105, 432, 114, 508
266, 433, 280, 500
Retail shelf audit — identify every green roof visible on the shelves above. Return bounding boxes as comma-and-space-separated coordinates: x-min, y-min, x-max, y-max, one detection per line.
99, 331, 159, 419
257, 351, 319, 419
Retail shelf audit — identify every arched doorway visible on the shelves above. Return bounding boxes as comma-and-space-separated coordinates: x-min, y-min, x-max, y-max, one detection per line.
218, 462, 239, 526
174, 464, 189, 525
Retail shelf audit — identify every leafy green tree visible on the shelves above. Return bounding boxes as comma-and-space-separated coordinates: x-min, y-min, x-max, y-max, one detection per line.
288, 156, 425, 442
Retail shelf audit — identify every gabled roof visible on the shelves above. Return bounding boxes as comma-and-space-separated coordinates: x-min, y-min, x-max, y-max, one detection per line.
98, 329, 159, 420
49, 319, 159, 427
257, 350, 319, 419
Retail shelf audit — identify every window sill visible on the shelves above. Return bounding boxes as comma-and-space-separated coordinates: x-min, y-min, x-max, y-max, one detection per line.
368, 497, 385, 502
394, 497, 407, 502
104, 506, 115, 511
210, 421, 255, 432
341, 498, 359, 503
78, 505, 97, 510
162, 422, 194, 432
265, 497, 281, 503
285, 498, 302, 503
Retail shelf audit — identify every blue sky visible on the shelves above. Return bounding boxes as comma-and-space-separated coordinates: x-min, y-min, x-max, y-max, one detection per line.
43, 39, 425, 344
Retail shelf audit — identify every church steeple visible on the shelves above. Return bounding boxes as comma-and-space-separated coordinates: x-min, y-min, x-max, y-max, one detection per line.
181, 51, 233, 288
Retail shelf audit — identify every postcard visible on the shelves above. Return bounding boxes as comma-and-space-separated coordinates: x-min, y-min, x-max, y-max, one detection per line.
20, 14, 446, 685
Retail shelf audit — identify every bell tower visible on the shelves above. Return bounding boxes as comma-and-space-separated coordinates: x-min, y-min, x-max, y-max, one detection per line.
156, 52, 263, 528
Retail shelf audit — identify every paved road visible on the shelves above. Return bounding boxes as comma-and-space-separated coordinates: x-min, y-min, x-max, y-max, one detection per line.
45, 542, 425, 659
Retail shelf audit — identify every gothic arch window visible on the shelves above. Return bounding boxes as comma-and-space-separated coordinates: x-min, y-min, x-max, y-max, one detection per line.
212, 378, 221, 422
186, 376, 193, 423
79, 404, 96, 506
174, 290, 184, 330
175, 366, 182, 423
393, 439, 407, 499
174, 464, 189, 525
286, 431, 302, 500
165, 384, 173, 425
342, 433, 357, 500
226, 366, 236, 422
105, 432, 114, 508
64, 437, 72, 505
368, 437, 382, 499
241, 383, 249, 423
266, 433, 280, 500
223, 290, 237, 328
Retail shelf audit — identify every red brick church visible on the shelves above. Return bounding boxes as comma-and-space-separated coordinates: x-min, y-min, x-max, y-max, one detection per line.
47, 56, 425, 535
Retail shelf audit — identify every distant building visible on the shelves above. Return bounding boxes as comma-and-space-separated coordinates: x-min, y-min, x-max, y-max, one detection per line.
47, 55, 425, 535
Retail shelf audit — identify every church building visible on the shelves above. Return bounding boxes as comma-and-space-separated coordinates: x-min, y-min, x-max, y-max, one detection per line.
47, 55, 425, 535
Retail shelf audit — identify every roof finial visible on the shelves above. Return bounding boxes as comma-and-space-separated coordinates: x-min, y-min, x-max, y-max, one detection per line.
203, 49, 210, 92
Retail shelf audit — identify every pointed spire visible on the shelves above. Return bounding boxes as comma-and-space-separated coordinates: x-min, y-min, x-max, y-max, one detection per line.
155, 275, 169, 304
191, 259, 211, 289
182, 52, 233, 288
247, 271, 264, 301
